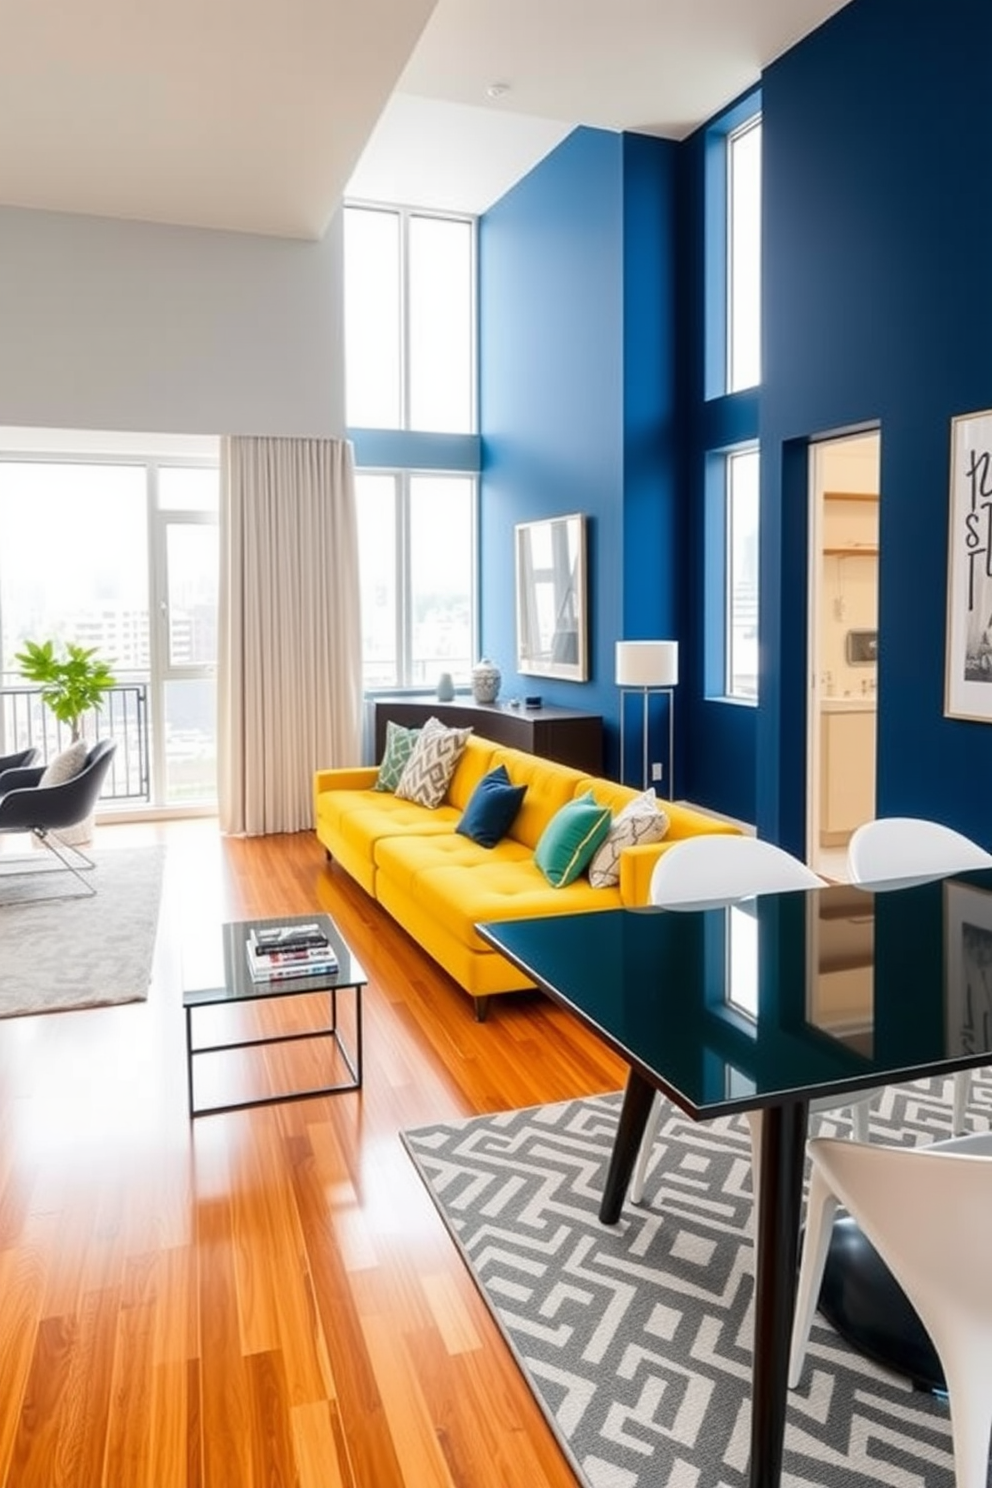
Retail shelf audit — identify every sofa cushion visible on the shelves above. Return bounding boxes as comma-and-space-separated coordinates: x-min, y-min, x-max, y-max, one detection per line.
396, 718, 472, 808
588, 788, 670, 889
374, 721, 420, 792
534, 791, 612, 887
375, 830, 531, 896
456, 765, 527, 848
328, 792, 460, 860
398, 856, 623, 951
487, 747, 587, 849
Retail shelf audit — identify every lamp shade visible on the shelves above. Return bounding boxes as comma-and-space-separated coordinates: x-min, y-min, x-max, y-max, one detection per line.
615, 640, 679, 688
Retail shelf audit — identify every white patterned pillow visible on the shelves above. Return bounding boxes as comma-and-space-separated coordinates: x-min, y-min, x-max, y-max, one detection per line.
588, 788, 670, 888
395, 718, 472, 808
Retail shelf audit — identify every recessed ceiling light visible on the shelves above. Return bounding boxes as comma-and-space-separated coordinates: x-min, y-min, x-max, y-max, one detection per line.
486, 82, 510, 100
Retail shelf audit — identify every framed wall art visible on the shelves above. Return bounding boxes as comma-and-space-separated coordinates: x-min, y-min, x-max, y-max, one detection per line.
515, 513, 588, 682
944, 878, 992, 1060
945, 407, 992, 721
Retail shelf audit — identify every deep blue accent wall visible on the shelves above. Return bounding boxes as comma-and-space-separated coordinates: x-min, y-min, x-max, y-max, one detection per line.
479, 127, 680, 779
758, 0, 992, 850
620, 133, 683, 788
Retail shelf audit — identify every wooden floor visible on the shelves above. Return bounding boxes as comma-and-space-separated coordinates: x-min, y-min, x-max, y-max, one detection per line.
0, 820, 627, 1488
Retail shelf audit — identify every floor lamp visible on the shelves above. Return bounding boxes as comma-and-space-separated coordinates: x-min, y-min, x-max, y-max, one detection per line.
616, 640, 679, 796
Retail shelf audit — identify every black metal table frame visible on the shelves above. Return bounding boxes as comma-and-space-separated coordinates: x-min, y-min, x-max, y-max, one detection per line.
184, 977, 364, 1118
601, 1068, 808, 1488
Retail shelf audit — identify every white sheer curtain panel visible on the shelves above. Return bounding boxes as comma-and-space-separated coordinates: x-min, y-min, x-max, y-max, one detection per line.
218, 435, 363, 835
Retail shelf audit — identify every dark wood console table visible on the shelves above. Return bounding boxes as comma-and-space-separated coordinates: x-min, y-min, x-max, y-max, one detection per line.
371, 696, 603, 775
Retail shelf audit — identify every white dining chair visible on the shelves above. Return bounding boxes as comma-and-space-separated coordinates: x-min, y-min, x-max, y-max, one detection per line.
629, 835, 873, 1225
788, 1133, 992, 1488
847, 817, 992, 1133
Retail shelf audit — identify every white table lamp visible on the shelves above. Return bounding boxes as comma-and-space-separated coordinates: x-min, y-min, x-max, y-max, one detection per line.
616, 640, 679, 795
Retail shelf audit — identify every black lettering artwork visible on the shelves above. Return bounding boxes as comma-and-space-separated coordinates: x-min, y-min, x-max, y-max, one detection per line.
964, 449, 992, 613
962, 446, 992, 680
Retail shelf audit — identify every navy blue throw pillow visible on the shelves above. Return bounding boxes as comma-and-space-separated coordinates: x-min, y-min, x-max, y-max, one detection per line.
456, 764, 527, 848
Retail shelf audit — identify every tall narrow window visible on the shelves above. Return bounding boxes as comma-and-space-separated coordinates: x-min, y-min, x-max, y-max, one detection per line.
408, 216, 474, 434
727, 117, 762, 393
343, 207, 402, 428
355, 473, 399, 689
355, 471, 476, 690
409, 475, 474, 682
727, 449, 760, 699
344, 204, 475, 434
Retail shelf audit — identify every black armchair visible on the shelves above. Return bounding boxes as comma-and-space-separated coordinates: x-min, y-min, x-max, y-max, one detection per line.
0, 746, 39, 777
0, 739, 118, 898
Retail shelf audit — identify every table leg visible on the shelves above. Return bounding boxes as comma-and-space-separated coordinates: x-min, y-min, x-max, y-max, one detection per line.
599, 1069, 656, 1224
185, 1005, 195, 1118
749, 1099, 808, 1488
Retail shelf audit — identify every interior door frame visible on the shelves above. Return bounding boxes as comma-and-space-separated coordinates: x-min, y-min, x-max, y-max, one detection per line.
805, 426, 881, 869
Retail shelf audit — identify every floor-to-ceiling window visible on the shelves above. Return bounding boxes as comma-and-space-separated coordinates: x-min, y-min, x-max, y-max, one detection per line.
344, 203, 479, 693
703, 98, 762, 708
0, 439, 219, 810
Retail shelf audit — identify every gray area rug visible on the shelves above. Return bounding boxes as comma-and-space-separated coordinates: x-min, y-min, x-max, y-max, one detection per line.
403, 1077, 992, 1488
0, 844, 166, 1017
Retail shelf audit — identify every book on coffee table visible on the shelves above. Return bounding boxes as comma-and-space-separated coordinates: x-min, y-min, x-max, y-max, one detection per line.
245, 939, 338, 982
250, 923, 330, 955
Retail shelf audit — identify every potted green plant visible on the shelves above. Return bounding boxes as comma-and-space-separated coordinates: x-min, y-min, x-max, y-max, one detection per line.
15, 639, 118, 847
15, 639, 117, 743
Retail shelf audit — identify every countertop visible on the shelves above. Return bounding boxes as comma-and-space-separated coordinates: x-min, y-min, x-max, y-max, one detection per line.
821, 697, 877, 712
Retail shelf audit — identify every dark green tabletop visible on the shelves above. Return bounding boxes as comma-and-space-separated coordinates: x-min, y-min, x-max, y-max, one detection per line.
478, 870, 992, 1118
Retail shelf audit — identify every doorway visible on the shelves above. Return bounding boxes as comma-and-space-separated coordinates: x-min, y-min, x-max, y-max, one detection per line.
806, 431, 880, 879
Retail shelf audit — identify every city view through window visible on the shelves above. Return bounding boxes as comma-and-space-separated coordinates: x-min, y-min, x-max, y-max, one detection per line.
0, 458, 218, 807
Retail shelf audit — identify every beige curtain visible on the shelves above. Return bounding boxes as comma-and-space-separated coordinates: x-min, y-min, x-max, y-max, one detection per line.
218, 435, 362, 835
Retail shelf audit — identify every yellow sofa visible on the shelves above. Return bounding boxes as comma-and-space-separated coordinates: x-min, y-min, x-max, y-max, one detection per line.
314, 734, 741, 1018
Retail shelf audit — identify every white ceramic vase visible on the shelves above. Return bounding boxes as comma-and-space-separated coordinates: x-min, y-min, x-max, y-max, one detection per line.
471, 658, 501, 704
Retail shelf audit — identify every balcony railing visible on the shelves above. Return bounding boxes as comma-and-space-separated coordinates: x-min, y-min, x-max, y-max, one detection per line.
0, 682, 150, 805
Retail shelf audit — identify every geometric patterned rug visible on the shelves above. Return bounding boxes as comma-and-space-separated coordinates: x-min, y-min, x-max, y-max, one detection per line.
403, 1075, 992, 1488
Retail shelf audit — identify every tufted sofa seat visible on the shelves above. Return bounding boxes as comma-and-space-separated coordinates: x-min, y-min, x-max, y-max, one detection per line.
314, 734, 740, 1018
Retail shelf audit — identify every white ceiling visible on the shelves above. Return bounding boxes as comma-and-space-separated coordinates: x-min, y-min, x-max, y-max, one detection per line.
0, 0, 852, 237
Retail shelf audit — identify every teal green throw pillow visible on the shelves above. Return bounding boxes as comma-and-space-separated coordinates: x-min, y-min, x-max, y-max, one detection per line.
534, 792, 612, 887
374, 722, 420, 792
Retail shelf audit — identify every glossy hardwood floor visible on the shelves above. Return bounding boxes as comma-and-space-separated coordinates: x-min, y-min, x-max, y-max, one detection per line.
0, 820, 627, 1488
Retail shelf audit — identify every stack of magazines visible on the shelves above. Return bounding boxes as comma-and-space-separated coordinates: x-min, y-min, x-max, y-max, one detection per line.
245, 922, 339, 982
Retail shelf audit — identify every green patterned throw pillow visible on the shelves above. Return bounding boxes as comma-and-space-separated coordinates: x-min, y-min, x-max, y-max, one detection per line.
374, 722, 421, 792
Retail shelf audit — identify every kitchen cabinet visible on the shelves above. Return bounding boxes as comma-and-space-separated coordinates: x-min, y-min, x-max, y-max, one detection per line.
819, 707, 876, 845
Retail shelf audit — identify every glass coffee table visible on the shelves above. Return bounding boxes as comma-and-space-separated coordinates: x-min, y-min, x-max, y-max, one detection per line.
183, 913, 365, 1118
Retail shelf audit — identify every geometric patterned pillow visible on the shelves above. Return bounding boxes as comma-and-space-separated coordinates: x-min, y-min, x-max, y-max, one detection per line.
394, 719, 472, 808
374, 721, 421, 792
587, 788, 670, 888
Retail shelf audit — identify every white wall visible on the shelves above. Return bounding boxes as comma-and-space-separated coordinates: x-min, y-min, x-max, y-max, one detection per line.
0, 205, 345, 438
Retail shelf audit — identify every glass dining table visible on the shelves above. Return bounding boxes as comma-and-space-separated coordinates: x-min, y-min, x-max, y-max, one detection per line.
477, 869, 992, 1488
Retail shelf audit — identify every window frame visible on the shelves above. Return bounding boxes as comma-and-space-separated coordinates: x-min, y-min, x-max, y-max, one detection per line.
703, 92, 761, 403
343, 200, 478, 437
725, 446, 760, 703
354, 466, 479, 692
0, 446, 219, 811
726, 114, 762, 395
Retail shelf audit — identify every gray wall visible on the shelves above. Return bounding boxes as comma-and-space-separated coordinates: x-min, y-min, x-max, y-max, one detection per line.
0, 206, 345, 438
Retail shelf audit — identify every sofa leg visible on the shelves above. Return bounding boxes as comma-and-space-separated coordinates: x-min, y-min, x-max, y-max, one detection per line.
473, 996, 490, 1023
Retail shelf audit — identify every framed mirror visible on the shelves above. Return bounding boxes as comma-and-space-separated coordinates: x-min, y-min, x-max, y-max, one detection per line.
515, 513, 588, 681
